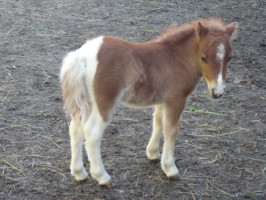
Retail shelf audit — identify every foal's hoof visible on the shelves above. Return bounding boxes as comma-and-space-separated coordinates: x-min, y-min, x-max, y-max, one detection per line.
168, 174, 180, 181
73, 171, 89, 181
76, 176, 89, 182
147, 151, 160, 161
100, 180, 115, 188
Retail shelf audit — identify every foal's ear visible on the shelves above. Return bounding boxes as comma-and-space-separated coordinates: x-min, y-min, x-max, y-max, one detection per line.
226, 22, 239, 41
196, 22, 208, 38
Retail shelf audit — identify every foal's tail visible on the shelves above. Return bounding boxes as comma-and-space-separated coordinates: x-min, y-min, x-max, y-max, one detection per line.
60, 51, 90, 123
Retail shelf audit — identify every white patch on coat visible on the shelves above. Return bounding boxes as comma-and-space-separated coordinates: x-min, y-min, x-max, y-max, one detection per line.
79, 36, 112, 184
216, 43, 225, 86
61, 36, 112, 184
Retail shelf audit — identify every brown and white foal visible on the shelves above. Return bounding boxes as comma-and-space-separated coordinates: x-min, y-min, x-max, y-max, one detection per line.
60, 18, 238, 186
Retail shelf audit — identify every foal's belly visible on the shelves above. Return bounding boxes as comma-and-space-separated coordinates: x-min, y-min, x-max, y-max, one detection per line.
120, 89, 164, 107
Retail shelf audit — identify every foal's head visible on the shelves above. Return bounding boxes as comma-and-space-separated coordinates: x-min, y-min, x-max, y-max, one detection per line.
196, 19, 238, 99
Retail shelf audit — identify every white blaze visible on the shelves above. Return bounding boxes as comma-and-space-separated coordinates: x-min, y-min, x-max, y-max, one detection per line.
216, 43, 225, 87
217, 72, 223, 85
216, 43, 225, 62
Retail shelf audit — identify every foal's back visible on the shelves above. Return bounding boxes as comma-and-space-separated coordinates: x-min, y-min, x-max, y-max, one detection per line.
94, 36, 195, 109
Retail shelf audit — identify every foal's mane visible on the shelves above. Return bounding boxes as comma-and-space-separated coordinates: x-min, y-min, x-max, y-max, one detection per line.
155, 23, 195, 44
155, 18, 226, 44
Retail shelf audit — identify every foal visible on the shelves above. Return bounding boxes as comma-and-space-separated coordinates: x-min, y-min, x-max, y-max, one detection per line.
60, 18, 238, 186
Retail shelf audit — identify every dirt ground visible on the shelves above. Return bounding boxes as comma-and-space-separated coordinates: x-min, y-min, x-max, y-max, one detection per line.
1, 0, 265, 199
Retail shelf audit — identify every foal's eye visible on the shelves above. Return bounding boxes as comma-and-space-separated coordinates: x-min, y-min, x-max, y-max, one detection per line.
201, 56, 207, 62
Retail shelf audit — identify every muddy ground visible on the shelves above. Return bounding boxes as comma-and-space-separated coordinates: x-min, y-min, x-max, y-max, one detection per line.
1, 0, 265, 199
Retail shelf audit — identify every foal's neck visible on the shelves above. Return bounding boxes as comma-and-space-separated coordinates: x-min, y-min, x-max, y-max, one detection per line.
157, 24, 201, 76
166, 29, 201, 78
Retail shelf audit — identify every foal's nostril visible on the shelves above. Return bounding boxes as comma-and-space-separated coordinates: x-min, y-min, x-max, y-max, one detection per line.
212, 89, 219, 99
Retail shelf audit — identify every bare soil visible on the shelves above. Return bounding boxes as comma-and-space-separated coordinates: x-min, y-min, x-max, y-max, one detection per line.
1, 0, 265, 199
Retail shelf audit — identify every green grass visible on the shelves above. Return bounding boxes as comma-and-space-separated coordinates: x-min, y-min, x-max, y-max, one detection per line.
188, 106, 226, 116
114, 189, 125, 193
130, 28, 159, 33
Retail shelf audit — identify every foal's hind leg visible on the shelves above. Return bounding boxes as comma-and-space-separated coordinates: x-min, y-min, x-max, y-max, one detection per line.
83, 106, 112, 186
146, 105, 163, 161
69, 119, 88, 181
161, 99, 186, 180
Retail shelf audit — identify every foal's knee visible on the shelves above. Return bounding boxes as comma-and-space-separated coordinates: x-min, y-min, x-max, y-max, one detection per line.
163, 125, 179, 140
83, 122, 104, 145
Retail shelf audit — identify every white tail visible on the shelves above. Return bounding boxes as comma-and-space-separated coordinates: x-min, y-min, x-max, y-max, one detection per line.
60, 51, 91, 123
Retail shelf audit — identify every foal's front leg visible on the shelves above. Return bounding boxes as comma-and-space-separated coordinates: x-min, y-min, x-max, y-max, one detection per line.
161, 100, 186, 180
69, 119, 88, 181
146, 105, 163, 160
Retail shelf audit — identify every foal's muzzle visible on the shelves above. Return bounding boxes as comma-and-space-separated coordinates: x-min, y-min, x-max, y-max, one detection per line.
211, 86, 226, 99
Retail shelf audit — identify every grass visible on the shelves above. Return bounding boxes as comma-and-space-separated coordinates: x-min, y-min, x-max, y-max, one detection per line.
130, 28, 159, 33
114, 189, 125, 194
115, 117, 138, 122
187, 129, 243, 139
188, 106, 226, 116
227, 94, 236, 99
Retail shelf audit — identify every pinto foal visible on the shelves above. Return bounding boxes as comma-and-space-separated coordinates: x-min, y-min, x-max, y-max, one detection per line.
60, 18, 238, 186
